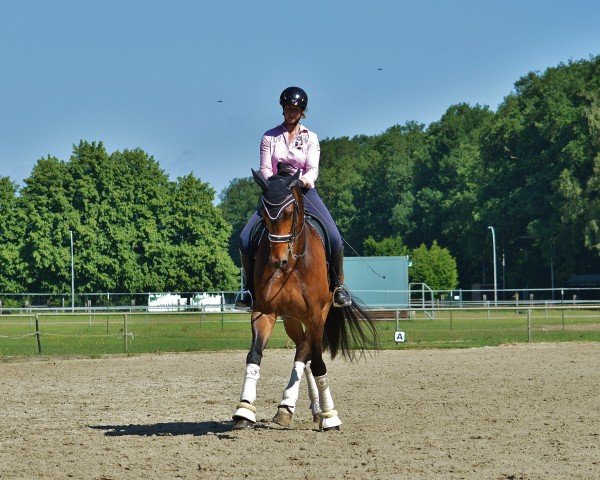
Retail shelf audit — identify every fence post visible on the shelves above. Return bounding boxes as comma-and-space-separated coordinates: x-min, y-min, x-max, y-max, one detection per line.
35, 313, 42, 354
527, 308, 531, 342
124, 314, 129, 353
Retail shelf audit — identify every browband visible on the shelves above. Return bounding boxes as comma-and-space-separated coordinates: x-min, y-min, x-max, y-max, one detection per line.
261, 195, 295, 220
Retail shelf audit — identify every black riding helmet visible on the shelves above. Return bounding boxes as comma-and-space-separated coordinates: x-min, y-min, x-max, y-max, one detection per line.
279, 86, 308, 110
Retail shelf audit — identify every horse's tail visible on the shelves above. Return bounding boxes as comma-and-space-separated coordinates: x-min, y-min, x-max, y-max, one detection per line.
323, 297, 379, 361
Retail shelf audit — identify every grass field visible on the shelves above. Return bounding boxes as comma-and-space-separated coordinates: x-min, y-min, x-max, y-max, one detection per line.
1, 306, 599, 357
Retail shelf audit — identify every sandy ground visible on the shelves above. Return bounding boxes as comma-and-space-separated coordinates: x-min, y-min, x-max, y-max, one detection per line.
0, 343, 599, 480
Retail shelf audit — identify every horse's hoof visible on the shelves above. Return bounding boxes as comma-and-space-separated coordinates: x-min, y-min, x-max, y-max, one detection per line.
323, 425, 340, 431
232, 418, 255, 430
272, 406, 294, 427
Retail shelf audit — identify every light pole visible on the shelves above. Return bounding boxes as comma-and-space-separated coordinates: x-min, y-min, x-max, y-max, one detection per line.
70, 230, 75, 311
487, 226, 497, 306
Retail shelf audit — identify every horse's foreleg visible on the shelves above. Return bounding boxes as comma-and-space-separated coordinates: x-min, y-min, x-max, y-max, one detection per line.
272, 361, 305, 427
233, 312, 276, 429
305, 361, 321, 422
314, 372, 342, 430
309, 329, 342, 431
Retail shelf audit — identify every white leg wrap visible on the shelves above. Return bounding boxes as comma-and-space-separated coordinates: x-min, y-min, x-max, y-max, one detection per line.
234, 363, 261, 423
315, 374, 334, 412
240, 363, 260, 404
305, 362, 321, 417
279, 361, 305, 413
315, 373, 342, 429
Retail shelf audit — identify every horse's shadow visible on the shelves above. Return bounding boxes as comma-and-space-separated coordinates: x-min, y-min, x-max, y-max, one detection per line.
89, 421, 236, 439
89, 420, 281, 439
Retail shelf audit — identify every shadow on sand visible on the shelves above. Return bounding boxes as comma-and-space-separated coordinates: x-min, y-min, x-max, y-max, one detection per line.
89, 420, 284, 439
89, 421, 236, 438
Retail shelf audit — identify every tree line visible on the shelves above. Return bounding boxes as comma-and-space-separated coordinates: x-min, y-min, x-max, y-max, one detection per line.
1, 56, 598, 295
220, 56, 600, 290
0, 142, 239, 294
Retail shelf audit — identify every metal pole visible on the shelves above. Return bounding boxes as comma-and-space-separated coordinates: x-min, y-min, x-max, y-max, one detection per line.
550, 258, 555, 300
487, 226, 498, 306
70, 230, 75, 312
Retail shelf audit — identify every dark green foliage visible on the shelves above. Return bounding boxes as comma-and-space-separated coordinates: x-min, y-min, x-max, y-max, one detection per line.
2, 56, 599, 294
409, 241, 459, 290
479, 57, 600, 286
363, 235, 409, 256
218, 177, 262, 266
218, 56, 600, 289
3, 141, 238, 294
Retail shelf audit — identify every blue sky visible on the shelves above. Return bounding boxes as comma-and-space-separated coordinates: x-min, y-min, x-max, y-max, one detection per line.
1, 0, 598, 199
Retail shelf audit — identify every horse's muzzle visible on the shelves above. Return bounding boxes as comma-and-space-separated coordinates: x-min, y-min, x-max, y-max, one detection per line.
271, 256, 289, 270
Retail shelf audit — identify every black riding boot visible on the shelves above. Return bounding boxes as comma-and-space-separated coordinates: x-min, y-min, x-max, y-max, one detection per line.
330, 250, 352, 307
235, 252, 254, 309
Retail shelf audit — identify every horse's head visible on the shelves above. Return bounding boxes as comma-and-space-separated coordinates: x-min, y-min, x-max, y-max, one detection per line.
252, 168, 305, 270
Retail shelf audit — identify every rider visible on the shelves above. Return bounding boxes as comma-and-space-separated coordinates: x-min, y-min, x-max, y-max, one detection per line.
236, 86, 351, 309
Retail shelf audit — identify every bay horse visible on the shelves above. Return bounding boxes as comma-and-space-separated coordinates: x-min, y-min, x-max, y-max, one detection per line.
232, 168, 378, 431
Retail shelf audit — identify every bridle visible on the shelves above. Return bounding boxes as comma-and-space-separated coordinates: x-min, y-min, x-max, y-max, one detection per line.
261, 193, 306, 260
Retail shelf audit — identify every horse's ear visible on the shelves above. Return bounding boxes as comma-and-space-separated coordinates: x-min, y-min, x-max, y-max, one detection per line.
251, 169, 269, 192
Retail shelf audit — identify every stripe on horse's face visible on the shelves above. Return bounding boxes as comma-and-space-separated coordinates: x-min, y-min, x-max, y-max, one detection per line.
262, 202, 296, 269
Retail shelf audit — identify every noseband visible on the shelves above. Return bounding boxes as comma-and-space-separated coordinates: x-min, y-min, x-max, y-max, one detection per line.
261, 194, 305, 259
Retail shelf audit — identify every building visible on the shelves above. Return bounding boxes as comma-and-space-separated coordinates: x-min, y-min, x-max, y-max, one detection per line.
344, 256, 410, 308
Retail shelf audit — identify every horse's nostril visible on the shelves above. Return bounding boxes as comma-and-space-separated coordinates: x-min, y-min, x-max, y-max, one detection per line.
272, 257, 288, 269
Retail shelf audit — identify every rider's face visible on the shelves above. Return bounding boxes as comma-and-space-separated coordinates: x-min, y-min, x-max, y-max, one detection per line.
283, 105, 303, 124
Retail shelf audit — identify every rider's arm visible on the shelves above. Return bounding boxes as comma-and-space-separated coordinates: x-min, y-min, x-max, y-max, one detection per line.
259, 133, 274, 180
299, 132, 320, 188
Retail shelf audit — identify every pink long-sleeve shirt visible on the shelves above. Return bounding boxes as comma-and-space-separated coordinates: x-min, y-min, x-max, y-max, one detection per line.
259, 123, 320, 188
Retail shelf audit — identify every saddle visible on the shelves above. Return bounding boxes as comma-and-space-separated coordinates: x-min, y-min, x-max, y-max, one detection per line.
250, 213, 332, 261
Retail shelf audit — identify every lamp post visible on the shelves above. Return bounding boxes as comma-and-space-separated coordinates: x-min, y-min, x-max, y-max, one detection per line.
487, 226, 497, 306
70, 230, 75, 311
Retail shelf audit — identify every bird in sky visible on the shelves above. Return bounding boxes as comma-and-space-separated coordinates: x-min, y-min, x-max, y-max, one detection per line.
217, 100, 223, 103
377, 67, 383, 71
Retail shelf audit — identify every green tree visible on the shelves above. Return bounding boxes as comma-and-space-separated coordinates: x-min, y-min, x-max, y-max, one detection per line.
218, 177, 262, 265
409, 241, 458, 290
19, 155, 77, 292
0, 177, 28, 291
363, 235, 409, 256
166, 174, 238, 291
410, 104, 495, 285
479, 57, 600, 286
18, 141, 238, 293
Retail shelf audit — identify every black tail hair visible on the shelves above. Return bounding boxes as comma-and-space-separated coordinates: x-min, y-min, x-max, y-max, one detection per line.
323, 297, 379, 361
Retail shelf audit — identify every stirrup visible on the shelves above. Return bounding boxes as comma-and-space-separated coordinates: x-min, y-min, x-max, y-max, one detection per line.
333, 285, 351, 307
235, 290, 254, 309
